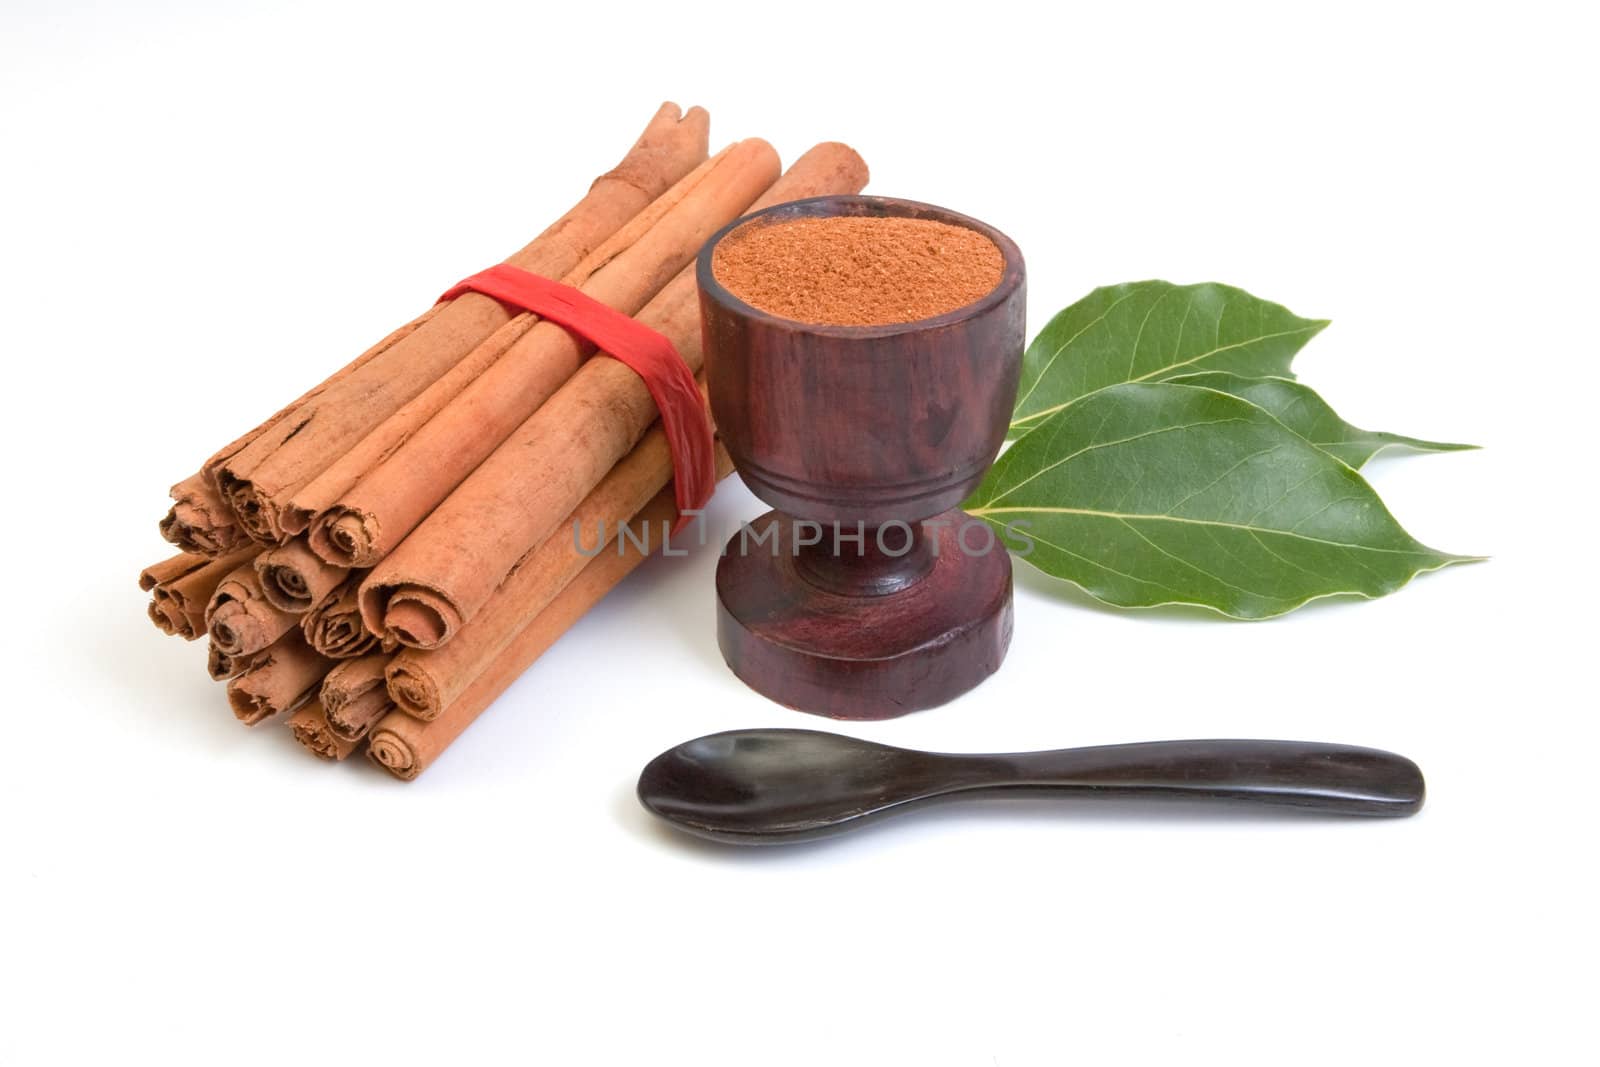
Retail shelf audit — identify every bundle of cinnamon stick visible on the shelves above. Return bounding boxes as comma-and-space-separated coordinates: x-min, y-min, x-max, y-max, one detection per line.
139, 103, 868, 779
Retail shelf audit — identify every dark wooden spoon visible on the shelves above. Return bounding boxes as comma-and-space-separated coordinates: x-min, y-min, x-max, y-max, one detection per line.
637, 729, 1425, 844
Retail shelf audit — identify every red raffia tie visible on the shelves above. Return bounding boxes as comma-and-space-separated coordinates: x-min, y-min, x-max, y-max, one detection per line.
439, 264, 715, 533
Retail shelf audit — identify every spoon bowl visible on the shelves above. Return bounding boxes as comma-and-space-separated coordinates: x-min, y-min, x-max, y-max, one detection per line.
638, 730, 950, 843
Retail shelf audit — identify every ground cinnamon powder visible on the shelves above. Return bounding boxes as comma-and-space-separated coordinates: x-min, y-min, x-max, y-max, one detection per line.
712, 215, 1004, 326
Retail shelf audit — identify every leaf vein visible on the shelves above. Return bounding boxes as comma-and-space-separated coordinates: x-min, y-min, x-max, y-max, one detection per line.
1114, 518, 1272, 599
1013, 524, 1192, 598
1167, 445, 1284, 516
1014, 287, 1148, 412
968, 506, 1439, 557
986, 418, 1248, 507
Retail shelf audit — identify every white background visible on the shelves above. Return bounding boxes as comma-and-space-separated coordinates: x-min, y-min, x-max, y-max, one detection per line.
3, 1, 1595, 1063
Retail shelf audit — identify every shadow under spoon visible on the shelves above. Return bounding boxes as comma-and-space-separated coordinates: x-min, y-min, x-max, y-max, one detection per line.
637, 729, 1425, 845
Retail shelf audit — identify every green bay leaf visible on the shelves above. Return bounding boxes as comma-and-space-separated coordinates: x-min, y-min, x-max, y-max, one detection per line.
1009, 281, 1328, 439
1170, 372, 1478, 468
969, 382, 1479, 619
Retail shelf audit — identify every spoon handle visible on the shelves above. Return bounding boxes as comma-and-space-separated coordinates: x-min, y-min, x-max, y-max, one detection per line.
977, 739, 1423, 816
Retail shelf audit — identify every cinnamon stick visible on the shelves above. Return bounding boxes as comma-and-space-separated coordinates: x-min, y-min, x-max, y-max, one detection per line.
208, 640, 258, 681
256, 538, 348, 613
160, 472, 250, 557
146, 597, 188, 637
143, 550, 208, 636
370, 466, 729, 780
286, 700, 360, 761
140, 551, 206, 592
302, 574, 379, 658
321, 655, 394, 741
206, 559, 299, 656
162, 305, 439, 555
202, 103, 710, 545
357, 139, 800, 647
387, 436, 730, 718
146, 545, 260, 640
226, 631, 335, 725
287, 145, 735, 543
315, 137, 777, 579
208, 627, 302, 680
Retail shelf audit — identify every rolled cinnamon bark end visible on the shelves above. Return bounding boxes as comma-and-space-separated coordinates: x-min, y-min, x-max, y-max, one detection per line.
303, 575, 381, 658
305, 506, 381, 568
218, 475, 285, 545
147, 596, 185, 637
208, 640, 257, 681
207, 561, 300, 657
226, 684, 270, 726
160, 608, 201, 639
225, 631, 334, 726
144, 547, 256, 630
160, 473, 248, 557
356, 574, 460, 652
327, 687, 392, 742
287, 700, 360, 761
367, 725, 420, 779
160, 600, 204, 639
321, 654, 394, 741
255, 538, 348, 613
383, 657, 440, 720
143, 545, 260, 643
384, 594, 458, 650
143, 554, 214, 636
140, 551, 206, 592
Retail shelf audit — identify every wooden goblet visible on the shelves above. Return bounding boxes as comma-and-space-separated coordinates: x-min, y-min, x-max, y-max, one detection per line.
698, 195, 1026, 720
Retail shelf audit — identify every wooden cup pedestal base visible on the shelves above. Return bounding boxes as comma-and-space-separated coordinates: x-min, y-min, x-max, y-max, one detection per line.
715, 509, 1015, 720
698, 196, 1026, 720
